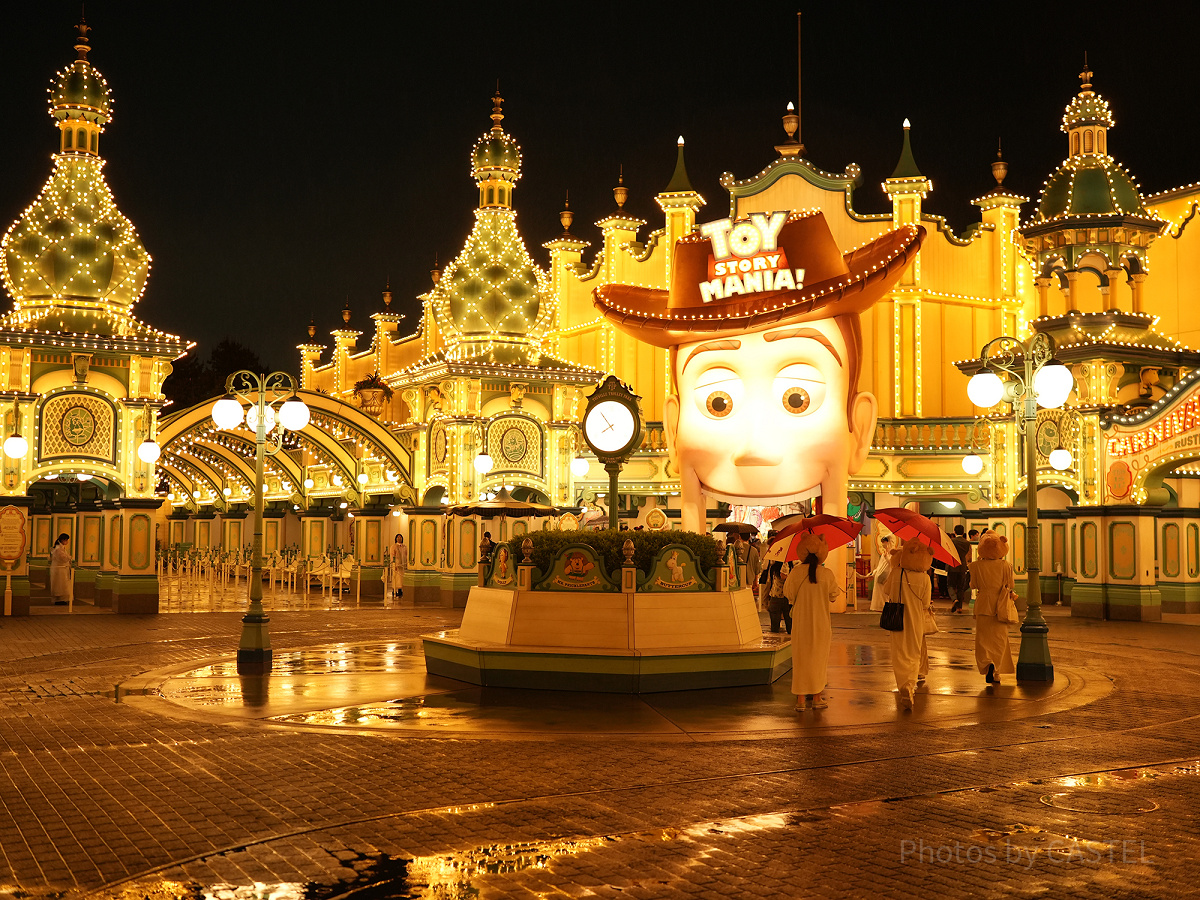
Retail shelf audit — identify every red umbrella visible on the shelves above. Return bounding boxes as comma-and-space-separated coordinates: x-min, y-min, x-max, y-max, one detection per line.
872, 508, 960, 566
764, 515, 862, 564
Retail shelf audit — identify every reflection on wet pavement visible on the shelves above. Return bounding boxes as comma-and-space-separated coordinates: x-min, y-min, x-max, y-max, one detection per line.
153, 639, 1109, 739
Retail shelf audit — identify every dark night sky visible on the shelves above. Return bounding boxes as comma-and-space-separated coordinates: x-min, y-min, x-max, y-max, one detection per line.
1, 3, 1198, 371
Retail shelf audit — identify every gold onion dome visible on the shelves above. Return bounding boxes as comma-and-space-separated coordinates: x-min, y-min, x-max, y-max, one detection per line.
436, 93, 548, 364
470, 90, 522, 180
1, 21, 150, 328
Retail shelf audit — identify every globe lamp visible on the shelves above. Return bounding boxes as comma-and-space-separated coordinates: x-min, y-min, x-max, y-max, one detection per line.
967, 371, 1004, 408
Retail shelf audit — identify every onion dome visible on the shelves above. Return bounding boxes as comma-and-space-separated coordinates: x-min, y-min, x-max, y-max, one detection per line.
1032, 65, 1150, 222
1, 20, 150, 323
433, 94, 549, 364
470, 90, 522, 182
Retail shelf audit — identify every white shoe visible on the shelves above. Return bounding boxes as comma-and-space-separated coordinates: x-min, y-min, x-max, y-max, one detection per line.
900, 687, 914, 711
810, 695, 828, 710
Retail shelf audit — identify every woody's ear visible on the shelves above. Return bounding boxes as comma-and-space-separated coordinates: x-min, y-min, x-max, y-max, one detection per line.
849, 391, 878, 471
664, 394, 680, 463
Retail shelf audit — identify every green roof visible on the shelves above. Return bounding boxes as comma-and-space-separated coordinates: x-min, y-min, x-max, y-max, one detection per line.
49, 60, 111, 122
665, 140, 694, 192
1037, 156, 1146, 220
890, 123, 923, 179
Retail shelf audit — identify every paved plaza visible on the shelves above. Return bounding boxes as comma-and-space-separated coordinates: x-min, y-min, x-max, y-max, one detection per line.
1, 592, 1198, 899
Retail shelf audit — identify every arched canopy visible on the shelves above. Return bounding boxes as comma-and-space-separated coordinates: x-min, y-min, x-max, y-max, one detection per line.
157, 389, 415, 511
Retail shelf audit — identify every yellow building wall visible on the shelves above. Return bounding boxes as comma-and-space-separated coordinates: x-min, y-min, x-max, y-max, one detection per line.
1146, 191, 1200, 350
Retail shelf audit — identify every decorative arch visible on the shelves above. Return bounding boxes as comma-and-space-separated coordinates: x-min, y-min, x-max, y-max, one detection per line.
157, 389, 415, 510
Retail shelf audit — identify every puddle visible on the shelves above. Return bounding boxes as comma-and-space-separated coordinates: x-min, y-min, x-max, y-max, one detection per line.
975, 824, 1116, 860
182, 643, 426, 679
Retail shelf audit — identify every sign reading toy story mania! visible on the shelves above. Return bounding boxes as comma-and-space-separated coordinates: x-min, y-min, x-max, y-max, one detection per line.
644, 544, 705, 592
535, 544, 616, 591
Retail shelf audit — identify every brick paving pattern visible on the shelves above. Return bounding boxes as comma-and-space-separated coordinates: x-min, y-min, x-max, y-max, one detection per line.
0, 605, 1197, 898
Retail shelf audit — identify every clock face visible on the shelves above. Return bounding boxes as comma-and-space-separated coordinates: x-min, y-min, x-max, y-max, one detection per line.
584, 400, 637, 454
501, 427, 528, 463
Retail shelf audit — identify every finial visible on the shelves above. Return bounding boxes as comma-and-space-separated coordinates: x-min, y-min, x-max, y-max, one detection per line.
991, 138, 1008, 185
677, 135, 685, 146
430, 253, 441, 285
1079, 52, 1093, 92
613, 165, 628, 209
74, 9, 91, 61
307, 317, 316, 339
382, 278, 392, 309
342, 300, 351, 324
903, 118, 911, 129
491, 85, 504, 131
559, 191, 574, 233
777, 102, 802, 157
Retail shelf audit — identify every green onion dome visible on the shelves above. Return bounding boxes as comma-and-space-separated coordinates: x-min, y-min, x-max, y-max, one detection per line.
49, 58, 112, 124
1036, 157, 1147, 221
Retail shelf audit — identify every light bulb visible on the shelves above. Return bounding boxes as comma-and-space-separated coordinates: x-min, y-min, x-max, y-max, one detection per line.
278, 397, 310, 431
474, 453, 494, 474
3, 434, 28, 459
304, 477, 314, 489
940, 500, 958, 510
223, 487, 232, 496
571, 456, 589, 477
77, 473, 92, 482
1034, 364, 1074, 409
961, 454, 984, 475
212, 395, 244, 429
1049, 448, 1072, 470
333, 474, 343, 486
357, 473, 368, 484
137, 439, 160, 463
967, 371, 1004, 408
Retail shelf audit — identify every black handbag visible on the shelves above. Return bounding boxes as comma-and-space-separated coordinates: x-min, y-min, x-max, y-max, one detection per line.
879, 572, 906, 631
879, 602, 905, 632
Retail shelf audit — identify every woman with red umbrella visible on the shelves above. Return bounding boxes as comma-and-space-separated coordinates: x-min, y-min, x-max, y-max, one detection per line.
783, 532, 842, 710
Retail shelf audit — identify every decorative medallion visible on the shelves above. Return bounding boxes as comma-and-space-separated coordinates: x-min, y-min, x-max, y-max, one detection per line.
501, 427, 528, 463
1106, 461, 1132, 499
433, 428, 447, 464
62, 406, 97, 446
1036, 420, 1060, 458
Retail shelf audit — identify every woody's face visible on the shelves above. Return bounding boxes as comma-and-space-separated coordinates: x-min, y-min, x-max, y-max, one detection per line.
665, 318, 875, 504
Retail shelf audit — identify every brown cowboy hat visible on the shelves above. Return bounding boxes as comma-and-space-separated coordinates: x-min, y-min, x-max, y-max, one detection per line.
592, 211, 925, 347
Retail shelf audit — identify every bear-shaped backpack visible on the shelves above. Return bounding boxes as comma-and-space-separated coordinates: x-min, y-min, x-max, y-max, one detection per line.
884, 537, 933, 600
794, 531, 830, 565
976, 530, 1009, 560
969, 530, 1019, 620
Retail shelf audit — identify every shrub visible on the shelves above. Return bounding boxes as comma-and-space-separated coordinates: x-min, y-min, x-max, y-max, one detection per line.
505, 528, 720, 580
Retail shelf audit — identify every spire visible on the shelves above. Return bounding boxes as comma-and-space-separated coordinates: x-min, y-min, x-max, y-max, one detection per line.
664, 136, 694, 193
890, 119, 923, 179
342, 300, 351, 324
74, 12, 91, 61
490, 85, 504, 132
613, 166, 628, 209
382, 279, 392, 309
308, 317, 316, 339
1079, 52, 1093, 93
430, 254, 441, 285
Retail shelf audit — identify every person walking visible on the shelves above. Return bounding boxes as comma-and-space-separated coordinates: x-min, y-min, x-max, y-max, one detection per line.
391, 534, 407, 598
746, 536, 763, 608
948, 525, 973, 613
884, 537, 933, 710
50, 533, 72, 604
764, 560, 792, 634
968, 530, 1017, 684
784, 533, 840, 711
867, 535, 893, 612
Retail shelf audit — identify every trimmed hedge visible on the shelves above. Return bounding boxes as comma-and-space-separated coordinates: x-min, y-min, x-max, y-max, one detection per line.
505, 529, 720, 579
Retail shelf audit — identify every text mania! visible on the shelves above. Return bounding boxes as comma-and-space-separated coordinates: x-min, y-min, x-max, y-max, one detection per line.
698, 212, 805, 303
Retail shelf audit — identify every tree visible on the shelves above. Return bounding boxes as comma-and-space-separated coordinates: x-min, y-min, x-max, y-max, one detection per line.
162, 338, 283, 412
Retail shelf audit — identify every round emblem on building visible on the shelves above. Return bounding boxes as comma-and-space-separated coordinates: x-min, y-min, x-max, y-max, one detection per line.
61, 406, 96, 447
501, 427, 527, 463
1036, 420, 1060, 458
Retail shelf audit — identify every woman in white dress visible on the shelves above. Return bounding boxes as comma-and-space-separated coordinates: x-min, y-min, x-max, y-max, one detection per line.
867, 535, 893, 612
883, 537, 932, 710
968, 530, 1016, 684
49, 533, 72, 603
784, 533, 840, 711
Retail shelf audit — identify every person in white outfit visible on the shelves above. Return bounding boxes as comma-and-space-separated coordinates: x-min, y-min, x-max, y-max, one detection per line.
866, 535, 893, 612
883, 537, 932, 710
49, 533, 72, 603
784, 532, 840, 711
968, 530, 1017, 684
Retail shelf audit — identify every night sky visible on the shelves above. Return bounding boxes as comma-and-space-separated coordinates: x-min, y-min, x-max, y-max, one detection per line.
1, 3, 1198, 372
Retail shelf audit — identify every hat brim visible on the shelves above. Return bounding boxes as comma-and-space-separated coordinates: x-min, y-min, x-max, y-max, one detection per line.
593, 224, 925, 348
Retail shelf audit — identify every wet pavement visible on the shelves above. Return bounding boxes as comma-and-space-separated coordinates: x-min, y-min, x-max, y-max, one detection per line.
1, 601, 1199, 898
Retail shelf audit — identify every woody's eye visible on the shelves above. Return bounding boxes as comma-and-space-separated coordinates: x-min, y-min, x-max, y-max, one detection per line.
774, 364, 825, 418
693, 367, 743, 420
707, 391, 733, 417
782, 386, 810, 415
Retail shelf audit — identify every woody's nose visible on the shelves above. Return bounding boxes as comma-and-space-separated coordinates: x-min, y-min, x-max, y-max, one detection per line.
732, 416, 783, 466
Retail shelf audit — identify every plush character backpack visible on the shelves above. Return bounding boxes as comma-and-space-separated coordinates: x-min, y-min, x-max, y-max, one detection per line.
794, 532, 830, 566
976, 530, 1009, 560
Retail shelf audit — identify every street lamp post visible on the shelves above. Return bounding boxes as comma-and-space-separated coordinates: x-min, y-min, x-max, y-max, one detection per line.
966, 333, 1073, 683
211, 372, 310, 675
